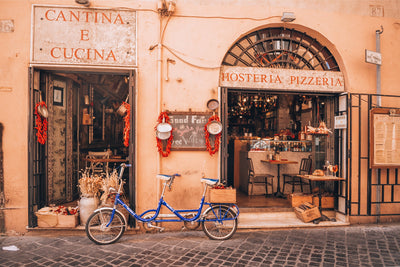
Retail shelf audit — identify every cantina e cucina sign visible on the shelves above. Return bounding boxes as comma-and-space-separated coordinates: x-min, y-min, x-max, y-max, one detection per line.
31, 6, 136, 66
220, 66, 345, 92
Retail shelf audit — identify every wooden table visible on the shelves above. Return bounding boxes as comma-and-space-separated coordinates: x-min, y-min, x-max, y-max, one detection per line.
299, 175, 345, 222
261, 159, 298, 198
83, 158, 128, 163
83, 158, 128, 173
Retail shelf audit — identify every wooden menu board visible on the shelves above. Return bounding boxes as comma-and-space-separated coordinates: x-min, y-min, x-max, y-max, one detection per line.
169, 112, 212, 150
371, 108, 400, 168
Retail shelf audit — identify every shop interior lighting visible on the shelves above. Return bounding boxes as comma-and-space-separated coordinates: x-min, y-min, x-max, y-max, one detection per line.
75, 0, 90, 7
281, 12, 296, 22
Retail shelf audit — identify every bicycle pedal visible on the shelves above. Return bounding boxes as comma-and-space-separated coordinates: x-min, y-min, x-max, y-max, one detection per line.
147, 223, 164, 231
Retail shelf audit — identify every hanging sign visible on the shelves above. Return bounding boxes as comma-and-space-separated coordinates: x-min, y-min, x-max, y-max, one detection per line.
31, 5, 136, 66
219, 66, 345, 92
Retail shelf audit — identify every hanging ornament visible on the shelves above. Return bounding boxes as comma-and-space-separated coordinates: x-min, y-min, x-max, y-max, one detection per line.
155, 111, 173, 157
34, 101, 48, 145
122, 102, 130, 147
204, 115, 221, 155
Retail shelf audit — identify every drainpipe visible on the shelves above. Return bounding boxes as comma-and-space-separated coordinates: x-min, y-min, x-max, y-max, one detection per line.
375, 26, 383, 223
156, 18, 163, 202
154, 0, 175, 202
376, 26, 383, 105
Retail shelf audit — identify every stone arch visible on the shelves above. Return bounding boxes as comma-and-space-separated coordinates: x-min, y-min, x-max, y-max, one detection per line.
222, 25, 343, 72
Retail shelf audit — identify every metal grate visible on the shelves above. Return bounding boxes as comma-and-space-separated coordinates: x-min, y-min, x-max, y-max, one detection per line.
222, 27, 340, 71
349, 93, 400, 217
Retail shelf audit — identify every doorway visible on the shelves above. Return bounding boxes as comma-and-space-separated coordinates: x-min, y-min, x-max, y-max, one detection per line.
28, 68, 135, 227
224, 89, 338, 208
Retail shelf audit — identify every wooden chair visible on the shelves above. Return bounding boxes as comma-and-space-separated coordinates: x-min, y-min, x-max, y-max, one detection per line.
86, 150, 112, 174
248, 158, 274, 196
282, 156, 312, 193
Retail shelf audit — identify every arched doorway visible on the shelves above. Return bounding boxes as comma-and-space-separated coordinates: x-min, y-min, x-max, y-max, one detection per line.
220, 27, 346, 211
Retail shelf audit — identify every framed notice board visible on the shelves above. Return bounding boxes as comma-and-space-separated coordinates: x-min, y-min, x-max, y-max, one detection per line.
169, 112, 212, 150
370, 108, 400, 168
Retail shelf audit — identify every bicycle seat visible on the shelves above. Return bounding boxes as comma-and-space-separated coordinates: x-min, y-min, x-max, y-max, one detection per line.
201, 178, 219, 185
157, 174, 173, 181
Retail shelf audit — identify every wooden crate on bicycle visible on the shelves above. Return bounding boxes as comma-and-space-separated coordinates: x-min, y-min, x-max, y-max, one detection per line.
208, 188, 236, 203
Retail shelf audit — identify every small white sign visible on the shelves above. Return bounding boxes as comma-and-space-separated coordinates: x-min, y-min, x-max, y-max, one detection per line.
365, 50, 382, 65
334, 115, 347, 129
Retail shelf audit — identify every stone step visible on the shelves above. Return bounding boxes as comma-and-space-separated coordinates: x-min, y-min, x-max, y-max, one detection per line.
237, 210, 349, 229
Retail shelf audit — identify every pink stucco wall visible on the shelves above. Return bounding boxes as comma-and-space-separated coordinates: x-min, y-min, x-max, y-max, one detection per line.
0, 0, 399, 233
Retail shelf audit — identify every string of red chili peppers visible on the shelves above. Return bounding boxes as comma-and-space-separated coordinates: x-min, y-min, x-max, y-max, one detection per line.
34, 101, 48, 145
156, 111, 173, 157
122, 102, 130, 147
204, 115, 221, 155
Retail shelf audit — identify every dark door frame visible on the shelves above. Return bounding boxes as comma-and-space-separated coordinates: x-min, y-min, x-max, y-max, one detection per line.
28, 67, 137, 228
220, 88, 348, 213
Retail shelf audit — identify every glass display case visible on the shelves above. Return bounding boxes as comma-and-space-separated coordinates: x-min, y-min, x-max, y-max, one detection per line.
249, 139, 312, 152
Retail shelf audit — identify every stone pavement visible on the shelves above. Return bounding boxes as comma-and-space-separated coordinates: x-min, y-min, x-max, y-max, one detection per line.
1, 224, 400, 266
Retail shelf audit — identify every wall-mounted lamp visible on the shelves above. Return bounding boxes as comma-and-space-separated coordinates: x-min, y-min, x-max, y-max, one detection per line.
75, 0, 90, 7
281, 12, 296, 22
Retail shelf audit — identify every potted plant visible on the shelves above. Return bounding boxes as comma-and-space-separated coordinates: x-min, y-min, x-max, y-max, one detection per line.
78, 171, 102, 225
99, 169, 129, 220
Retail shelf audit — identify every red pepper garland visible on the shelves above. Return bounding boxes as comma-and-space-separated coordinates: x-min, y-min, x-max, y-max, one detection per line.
34, 101, 48, 145
156, 111, 173, 157
122, 102, 130, 147
204, 115, 221, 155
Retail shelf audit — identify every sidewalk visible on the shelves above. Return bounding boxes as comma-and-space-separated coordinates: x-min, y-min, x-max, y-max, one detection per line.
1, 224, 400, 266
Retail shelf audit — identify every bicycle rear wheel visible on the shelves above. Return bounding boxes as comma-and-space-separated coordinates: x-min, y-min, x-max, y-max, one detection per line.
201, 206, 237, 240
85, 209, 126, 245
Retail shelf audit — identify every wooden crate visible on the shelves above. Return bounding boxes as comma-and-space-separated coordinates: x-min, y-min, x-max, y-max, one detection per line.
208, 188, 236, 203
36, 207, 58, 228
313, 196, 335, 209
289, 193, 313, 207
36, 213, 58, 228
293, 202, 321, 223
57, 214, 79, 228
36, 207, 78, 228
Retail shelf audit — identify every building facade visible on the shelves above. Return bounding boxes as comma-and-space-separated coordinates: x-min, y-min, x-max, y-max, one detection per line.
1, 0, 400, 233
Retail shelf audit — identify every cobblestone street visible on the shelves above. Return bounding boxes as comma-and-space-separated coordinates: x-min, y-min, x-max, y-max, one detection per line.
1, 224, 400, 266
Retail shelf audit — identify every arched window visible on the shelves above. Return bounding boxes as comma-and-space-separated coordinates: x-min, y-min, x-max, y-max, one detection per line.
222, 27, 340, 71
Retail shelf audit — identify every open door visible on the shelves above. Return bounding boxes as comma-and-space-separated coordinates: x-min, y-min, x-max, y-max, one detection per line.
29, 68, 135, 228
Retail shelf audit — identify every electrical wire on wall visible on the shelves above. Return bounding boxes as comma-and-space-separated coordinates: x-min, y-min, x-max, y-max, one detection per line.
98, 2, 283, 202
108, 5, 281, 69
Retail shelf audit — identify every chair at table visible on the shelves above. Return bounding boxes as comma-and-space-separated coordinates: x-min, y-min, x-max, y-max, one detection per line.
248, 158, 274, 196
282, 156, 312, 194
86, 150, 112, 174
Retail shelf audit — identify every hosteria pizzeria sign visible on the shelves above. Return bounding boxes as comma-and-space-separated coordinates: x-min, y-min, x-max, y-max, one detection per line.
31, 6, 136, 66
220, 66, 345, 92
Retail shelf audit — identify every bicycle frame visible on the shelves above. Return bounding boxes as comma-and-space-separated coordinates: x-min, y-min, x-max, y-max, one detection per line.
105, 165, 239, 227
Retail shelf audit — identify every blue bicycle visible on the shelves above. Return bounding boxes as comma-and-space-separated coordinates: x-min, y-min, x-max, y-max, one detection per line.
85, 163, 239, 245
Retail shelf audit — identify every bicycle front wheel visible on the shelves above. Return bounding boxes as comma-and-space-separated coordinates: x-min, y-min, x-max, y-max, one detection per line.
201, 206, 237, 240
85, 209, 126, 245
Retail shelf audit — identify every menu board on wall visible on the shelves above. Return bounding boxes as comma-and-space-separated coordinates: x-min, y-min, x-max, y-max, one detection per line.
371, 108, 400, 168
169, 112, 212, 150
